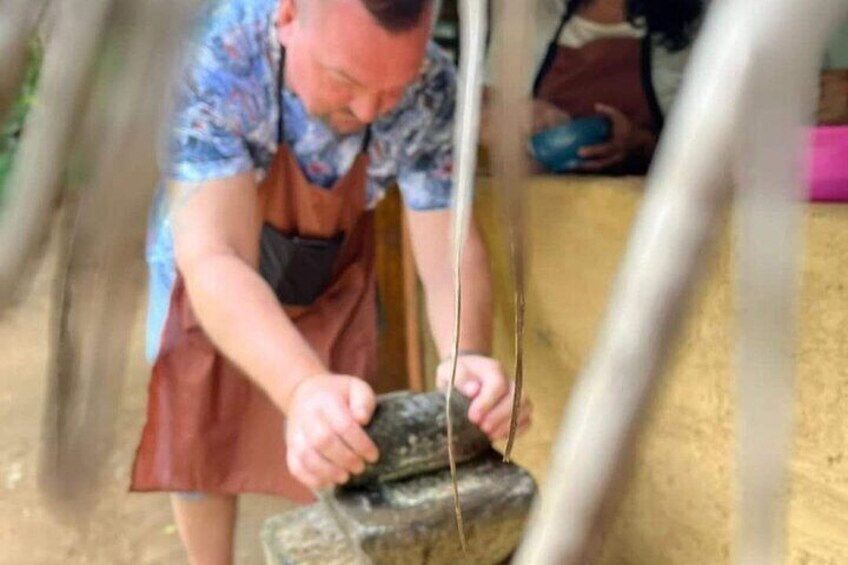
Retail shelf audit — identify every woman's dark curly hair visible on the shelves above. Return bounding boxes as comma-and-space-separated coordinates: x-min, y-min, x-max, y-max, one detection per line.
564, 0, 705, 51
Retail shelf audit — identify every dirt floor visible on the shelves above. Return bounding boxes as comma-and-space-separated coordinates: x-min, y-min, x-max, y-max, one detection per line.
0, 247, 299, 564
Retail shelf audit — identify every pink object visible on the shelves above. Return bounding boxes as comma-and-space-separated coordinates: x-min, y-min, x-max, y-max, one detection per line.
807, 126, 848, 202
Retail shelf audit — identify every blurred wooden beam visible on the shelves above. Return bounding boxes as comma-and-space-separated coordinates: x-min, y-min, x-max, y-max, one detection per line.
402, 213, 424, 392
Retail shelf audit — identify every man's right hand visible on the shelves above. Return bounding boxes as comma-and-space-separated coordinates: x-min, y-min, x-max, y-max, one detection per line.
284, 375, 380, 489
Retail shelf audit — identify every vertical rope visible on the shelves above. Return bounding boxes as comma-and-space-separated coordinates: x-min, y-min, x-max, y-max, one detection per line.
447, 0, 487, 551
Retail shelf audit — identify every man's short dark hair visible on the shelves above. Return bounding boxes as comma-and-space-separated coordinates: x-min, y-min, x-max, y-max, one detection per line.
361, 0, 432, 32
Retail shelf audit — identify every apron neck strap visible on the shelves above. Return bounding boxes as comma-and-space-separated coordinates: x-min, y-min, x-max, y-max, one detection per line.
532, 9, 574, 96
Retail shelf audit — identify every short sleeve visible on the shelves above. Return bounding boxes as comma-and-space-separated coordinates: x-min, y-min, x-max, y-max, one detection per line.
161, 3, 269, 182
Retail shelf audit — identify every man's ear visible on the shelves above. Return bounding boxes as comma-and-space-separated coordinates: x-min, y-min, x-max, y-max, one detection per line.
277, 0, 297, 45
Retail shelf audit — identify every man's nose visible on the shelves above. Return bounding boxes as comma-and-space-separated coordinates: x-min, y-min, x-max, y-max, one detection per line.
349, 93, 381, 124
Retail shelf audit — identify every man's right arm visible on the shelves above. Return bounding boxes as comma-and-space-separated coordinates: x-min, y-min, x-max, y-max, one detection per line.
169, 174, 379, 487
170, 173, 324, 411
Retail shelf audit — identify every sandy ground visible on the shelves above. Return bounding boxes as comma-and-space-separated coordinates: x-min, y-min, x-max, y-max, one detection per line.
0, 247, 297, 564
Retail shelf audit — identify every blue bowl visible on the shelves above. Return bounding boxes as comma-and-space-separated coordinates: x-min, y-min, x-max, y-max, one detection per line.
530, 116, 612, 173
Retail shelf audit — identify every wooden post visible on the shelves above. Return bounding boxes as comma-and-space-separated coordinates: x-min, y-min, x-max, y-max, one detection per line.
402, 213, 424, 392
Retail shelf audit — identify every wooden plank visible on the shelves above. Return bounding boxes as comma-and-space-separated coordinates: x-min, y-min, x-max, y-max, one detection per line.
401, 214, 424, 392
373, 188, 412, 393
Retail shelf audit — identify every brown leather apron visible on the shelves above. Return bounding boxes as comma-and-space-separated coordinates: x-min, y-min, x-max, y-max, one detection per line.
533, 12, 661, 174
132, 62, 377, 501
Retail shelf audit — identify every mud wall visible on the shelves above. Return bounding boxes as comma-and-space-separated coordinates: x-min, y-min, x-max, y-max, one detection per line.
471, 175, 848, 564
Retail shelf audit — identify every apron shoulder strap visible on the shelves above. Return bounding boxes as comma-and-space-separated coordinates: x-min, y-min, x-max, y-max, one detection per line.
278, 48, 286, 145
532, 6, 575, 96
361, 125, 372, 153
640, 35, 665, 131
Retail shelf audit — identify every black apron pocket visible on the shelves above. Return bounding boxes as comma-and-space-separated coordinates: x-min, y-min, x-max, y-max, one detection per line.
259, 223, 344, 306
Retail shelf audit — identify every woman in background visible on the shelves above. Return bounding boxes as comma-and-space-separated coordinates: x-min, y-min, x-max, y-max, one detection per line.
489, 0, 704, 174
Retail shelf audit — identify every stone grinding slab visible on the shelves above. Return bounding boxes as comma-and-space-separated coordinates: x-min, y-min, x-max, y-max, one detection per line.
262, 451, 536, 564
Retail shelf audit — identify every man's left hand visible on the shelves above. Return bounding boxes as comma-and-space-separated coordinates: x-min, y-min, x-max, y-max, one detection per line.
436, 354, 532, 441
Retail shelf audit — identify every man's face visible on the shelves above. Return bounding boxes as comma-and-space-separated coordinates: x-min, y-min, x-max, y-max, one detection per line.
277, 0, 432, 134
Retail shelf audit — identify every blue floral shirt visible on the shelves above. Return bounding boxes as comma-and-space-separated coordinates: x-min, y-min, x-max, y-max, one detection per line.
163, 0, 456, 207
146, 0, 456, 361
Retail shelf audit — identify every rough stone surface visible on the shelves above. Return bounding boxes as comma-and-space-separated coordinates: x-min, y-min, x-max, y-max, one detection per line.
348, 391, 490, 486
262, 451, 537, 564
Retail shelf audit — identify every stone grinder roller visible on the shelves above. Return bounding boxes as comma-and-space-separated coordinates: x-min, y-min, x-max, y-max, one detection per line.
261, 391, 537, 565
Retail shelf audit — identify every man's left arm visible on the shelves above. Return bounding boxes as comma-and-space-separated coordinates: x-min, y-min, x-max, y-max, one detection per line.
396, 43, 530, 440
405, 208, 531, 440
405, 208, 492, 359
